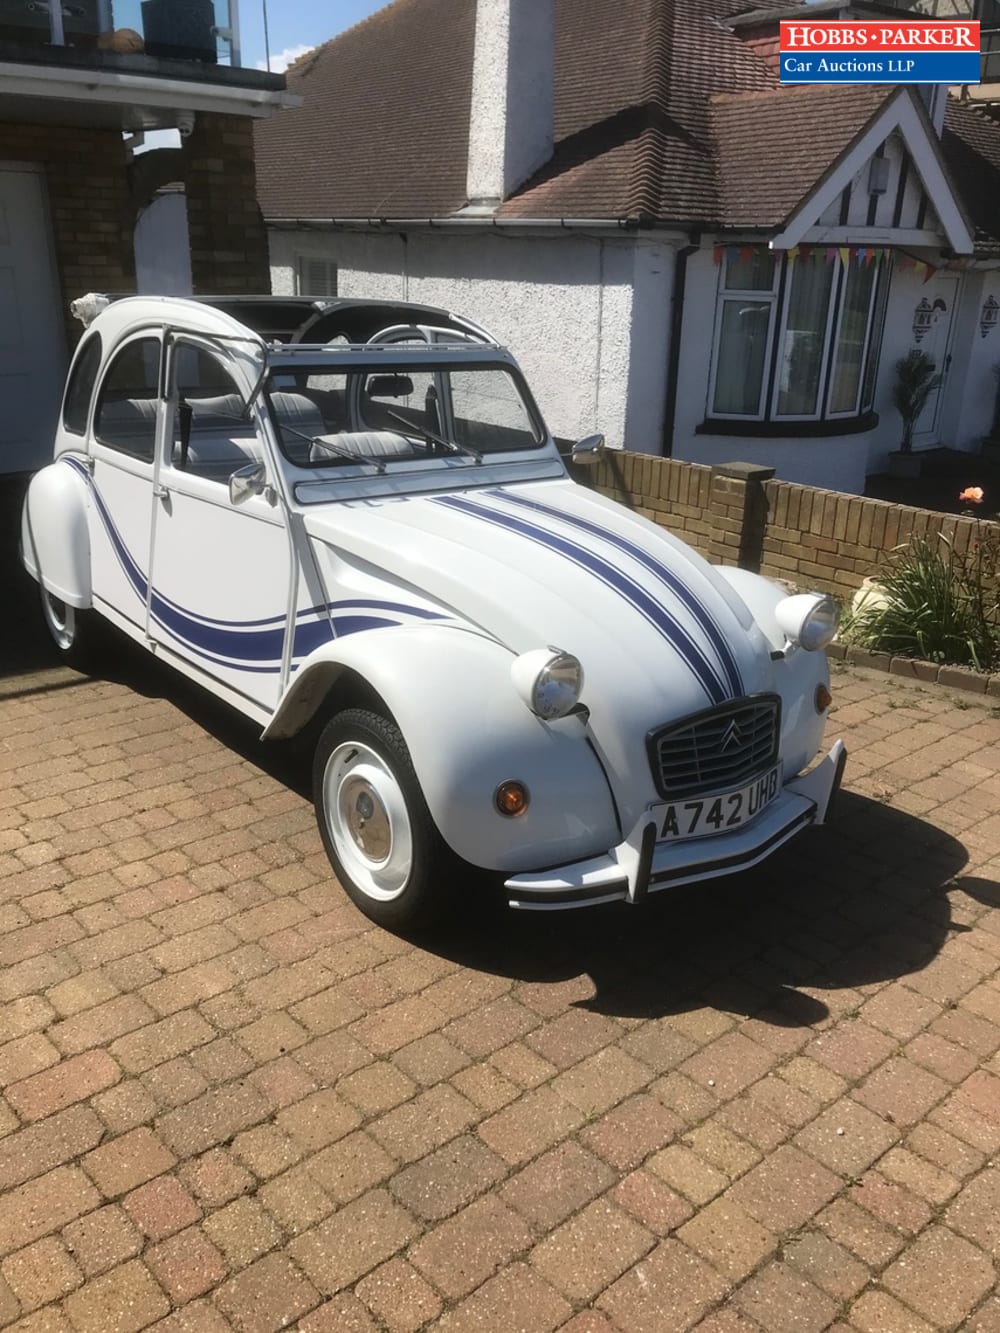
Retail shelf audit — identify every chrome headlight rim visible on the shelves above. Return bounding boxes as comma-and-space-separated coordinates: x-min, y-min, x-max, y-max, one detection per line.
510, 647, 585, 721
775, 592, 840, 652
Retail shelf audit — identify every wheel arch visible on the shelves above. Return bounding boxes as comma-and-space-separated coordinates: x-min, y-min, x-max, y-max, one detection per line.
21, 461, 93, 608
267, 624, 620, 874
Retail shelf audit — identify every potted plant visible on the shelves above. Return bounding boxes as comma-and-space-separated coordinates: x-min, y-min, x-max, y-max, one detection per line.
887, 348, 941, 478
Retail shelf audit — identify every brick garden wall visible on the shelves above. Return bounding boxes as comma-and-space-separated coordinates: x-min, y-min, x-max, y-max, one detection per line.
583, 450, 999, 602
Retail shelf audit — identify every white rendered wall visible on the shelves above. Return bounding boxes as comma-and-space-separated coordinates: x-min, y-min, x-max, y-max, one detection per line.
269, 228, 675, 452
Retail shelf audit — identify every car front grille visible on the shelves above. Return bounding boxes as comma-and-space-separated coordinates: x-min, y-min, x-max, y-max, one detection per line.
648, 696, 781, 800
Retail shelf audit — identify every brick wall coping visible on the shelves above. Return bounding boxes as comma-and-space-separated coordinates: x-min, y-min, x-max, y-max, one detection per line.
828, 642, 1000, 699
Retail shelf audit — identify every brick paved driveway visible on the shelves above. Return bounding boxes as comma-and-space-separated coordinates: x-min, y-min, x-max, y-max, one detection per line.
2, 483, 1000, 1332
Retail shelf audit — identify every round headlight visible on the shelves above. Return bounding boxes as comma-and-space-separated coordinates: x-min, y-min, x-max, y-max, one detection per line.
775, 593, 840, 652
511, 648, 584, 720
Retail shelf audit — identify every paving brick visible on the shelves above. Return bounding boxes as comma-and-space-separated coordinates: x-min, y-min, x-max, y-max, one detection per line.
288, 1190, 418, 1294
728, 1145, 841, 1231
529, 1198, 653, 1303
0, 1032, 61, 1087
146, 1227, 226, 1304
646, 1143, 729, 1205
390, 1033, 470, 1085
525, 1010, 620, 1069
306, 1130, 395, 1204
178, 1150, 254, 1210
6, 1050, 121, 1122
83, 1128, 176, 1199
477, 1086, 585, 1167
297, 1293, 379, 1333
489, 1041, 557, 1089
409, 1195, 532, 1300
200, 1197, 282, 1270
806, 1022, 895, 1080
794, 1096, 899, 1176
213, 1252, 321, 1332
355, 1257, 443, 1333
435, 1262, 572, 1333
274, 1089, 361, 1153
817, 1197, 905, 1267
62, 1205, 143, 1276
124, 1175, 202, 1241
680, 1031, 778, 1099
258, 1165, 334, 1236
110, 1011, 215, 1075
336, 1061, 416, 1116
48, 996, 156, 1056
735, 1260, 841, 1333
369, 1084, 479, 1164
855, 1056, 951, 1127
611, 1170, 694, 1236
682, 1121, 760, 1179
2, 1236, 82, 1310
946, 1166, 1000, 1256
597, 1239, 727, 1333
849, 1170, 934, 1235
879, 1144, 959, 1206
883, 1224, 996, 1326
0, 1107, 105, 1192
781, 1230, 869, 1301
62, 1259, 170, 1333
156, 1081, 270, 1156
677, 1198, 777, 1280
390, 1134, 507, 1222
849, 1289, 936, 1333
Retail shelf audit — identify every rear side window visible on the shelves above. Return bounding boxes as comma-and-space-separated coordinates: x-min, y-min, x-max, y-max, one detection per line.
62, 334, 102, 436
94, 337, 161, 463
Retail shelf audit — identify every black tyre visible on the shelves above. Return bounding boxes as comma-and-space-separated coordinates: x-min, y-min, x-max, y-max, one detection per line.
313, 707, 453, 931
39, 587, 104, 672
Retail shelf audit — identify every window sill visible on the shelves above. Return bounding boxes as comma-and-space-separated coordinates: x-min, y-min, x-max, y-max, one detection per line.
696, 412, 878, 440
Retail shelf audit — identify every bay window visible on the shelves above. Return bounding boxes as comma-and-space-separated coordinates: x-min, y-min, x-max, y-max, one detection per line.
708, 246, 889, 427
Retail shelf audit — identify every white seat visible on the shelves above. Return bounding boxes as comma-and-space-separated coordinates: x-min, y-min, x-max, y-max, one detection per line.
310, 430, 414, 464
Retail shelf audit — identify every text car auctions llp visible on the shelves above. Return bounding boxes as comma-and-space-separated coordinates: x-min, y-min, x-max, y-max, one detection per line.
779, 21, 981, 84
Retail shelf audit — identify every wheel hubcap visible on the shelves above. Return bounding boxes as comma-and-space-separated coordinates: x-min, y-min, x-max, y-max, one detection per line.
323, 741, 413, 902
343, 777, 391, 861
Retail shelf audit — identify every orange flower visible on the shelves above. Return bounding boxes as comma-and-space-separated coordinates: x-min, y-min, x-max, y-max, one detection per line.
959, 486, 984, 504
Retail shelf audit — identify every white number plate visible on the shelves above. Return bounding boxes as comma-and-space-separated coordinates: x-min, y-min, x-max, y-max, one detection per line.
651, 764, 781, 842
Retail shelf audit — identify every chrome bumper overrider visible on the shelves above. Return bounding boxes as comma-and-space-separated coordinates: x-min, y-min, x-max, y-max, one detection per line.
506, 740, 847, 911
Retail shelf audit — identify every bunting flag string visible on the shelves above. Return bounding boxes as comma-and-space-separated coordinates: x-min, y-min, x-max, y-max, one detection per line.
710, 243, 943, 278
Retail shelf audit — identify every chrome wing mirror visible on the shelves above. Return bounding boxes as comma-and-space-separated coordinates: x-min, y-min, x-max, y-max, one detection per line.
229, 462, 267, 506
570, 434, 605, 466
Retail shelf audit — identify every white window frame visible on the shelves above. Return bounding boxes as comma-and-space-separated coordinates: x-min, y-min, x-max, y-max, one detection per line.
295, 256, 338, 298
708, 248, 889, 425
707, 259, 780, 422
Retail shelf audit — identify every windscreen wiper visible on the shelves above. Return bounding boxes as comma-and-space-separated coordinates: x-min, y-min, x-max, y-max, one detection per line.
277, 421, 386, 475
383, 409, 483, 465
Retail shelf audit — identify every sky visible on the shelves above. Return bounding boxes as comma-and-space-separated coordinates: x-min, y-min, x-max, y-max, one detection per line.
246, 0, 394, 71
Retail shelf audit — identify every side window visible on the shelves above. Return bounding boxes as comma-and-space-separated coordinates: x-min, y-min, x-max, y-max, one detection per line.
63, 334, 103, 436
171, 344, 259, 481
94, 337, 161, 463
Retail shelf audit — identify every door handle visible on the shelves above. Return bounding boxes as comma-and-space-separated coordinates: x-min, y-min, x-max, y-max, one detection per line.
153, 484, 169, 500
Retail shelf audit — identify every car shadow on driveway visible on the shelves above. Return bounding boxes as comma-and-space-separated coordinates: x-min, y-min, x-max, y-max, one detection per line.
426, 791, 974, 1028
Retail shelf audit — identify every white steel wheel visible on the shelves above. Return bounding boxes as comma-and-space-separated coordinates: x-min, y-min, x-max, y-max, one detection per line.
312, 707, 453, 931
41, 588, 76, 652
322, 740, 414, 902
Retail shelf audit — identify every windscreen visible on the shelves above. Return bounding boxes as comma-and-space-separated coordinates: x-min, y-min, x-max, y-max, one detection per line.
265, 361, 543, 468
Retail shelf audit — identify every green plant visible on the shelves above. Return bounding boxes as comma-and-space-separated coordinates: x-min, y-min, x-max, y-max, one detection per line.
846, 531, 1000, 671
892, 348, 941, 454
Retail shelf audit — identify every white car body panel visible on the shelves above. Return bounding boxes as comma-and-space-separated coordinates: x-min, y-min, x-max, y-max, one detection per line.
21, 295, 845, 910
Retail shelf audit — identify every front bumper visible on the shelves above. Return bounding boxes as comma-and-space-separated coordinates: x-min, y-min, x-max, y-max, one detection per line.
505, 739, 847, 911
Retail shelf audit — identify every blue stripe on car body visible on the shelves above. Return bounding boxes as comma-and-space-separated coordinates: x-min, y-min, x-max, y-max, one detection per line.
491, 488, 744, 699
62, 458, 442, 674
434, 493, 728, 705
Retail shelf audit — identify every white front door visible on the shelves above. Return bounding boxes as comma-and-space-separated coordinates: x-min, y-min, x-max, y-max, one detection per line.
913, 273, 958, 448
0, 170, 66, 473
147, 340, 294, 716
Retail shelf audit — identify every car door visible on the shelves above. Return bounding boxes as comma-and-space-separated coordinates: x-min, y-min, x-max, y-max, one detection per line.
147, 336, 297, 716
88, 333, 162, 636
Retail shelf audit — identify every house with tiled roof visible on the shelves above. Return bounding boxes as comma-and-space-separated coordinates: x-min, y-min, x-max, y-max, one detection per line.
254, 0, 1000, 494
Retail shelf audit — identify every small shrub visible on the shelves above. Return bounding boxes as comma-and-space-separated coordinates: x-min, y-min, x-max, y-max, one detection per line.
847, 531, 999, 672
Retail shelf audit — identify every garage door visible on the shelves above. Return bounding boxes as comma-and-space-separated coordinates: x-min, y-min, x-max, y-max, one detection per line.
0, 169, 66, 474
